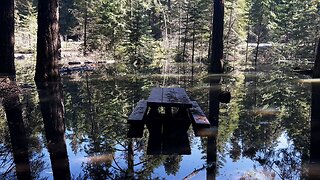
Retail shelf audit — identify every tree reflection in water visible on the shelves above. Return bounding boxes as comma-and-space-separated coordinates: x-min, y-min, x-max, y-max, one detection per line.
1, 79, 32, 180
207, 76, 221, 180
308, 82, 320, 178
36, 81, 71, 179
1, 62, 318, 178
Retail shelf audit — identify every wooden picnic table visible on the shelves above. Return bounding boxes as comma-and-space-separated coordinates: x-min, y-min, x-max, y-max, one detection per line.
128, 87, 210, 129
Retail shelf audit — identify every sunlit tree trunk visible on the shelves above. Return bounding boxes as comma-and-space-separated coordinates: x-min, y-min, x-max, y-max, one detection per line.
254, 22, 262, 68
225, 1, 235, 57
182, 13, 189, 65
0, 0, 15, 76
83, 0, 88, 56
191, 24, 195, 82
35, 0, 60, 82
209, 0, 224, 74
245, 25, 250, 63
313, 39, 320, 78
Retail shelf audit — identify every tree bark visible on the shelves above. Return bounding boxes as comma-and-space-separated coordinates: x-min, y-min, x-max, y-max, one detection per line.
313, 39, 320, 78
209, 0, 224, 74
0, 0, 15, 76
35, 0, 61, 82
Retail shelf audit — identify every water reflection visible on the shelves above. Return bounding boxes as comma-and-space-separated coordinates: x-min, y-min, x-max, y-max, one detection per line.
207, 76, 222, 179
1, 62, 318, 178
308, 82, 320, 178
1, 79, 32, 180
145, 114, 191, 155
36, 81, 71, 179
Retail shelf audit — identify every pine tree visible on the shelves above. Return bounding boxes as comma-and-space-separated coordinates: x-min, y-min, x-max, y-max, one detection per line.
123, 0, 155, 72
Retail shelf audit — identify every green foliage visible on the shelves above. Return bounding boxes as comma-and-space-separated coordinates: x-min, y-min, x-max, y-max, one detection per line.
246, 0, 320, 61
15, 0, 37, 53
60, 0, 78, 36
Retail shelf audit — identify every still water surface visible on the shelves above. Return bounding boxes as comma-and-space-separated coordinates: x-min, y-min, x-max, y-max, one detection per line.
0, 61, 319, 179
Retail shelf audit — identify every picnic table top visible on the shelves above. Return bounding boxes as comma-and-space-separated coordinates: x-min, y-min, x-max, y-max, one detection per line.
147, 87, 192, 108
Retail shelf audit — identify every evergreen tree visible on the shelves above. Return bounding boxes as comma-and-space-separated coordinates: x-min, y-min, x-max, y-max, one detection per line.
15, 0, 37, 53
60, 0, 78, 38
123, 0, 156, 73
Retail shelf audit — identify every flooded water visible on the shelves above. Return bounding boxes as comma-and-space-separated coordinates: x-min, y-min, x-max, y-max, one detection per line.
1, 60, 320, 179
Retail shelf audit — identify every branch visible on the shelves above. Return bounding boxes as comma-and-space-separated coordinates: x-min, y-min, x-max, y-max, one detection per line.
183, 165, 207, 180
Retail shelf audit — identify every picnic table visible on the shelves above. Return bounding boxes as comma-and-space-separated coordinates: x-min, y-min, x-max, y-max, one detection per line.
128, 87, 210, 128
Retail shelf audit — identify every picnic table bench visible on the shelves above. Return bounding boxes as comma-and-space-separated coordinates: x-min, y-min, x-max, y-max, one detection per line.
127, 100, 148, 123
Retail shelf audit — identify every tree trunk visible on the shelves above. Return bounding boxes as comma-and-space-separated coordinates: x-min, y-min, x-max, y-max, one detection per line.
83, 1, 88, 56
0, 0, 15, 76
35, 0, 61, 82
182, 13, 189, 64
209, 0, 224, 74
313, 39, 320, 78
254, 22, 262, 68
191, 22, 196, 80
245, 25, 250, 63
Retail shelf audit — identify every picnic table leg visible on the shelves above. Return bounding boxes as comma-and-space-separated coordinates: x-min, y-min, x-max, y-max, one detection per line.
165, 107, 172, 118
177, 108, 189, 118
149, 106, 159, 116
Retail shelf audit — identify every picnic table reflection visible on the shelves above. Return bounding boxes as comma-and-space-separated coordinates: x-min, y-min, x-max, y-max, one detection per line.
127, 87, 214, 155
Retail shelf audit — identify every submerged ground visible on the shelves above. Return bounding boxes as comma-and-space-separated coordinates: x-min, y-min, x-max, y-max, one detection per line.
0, 58, 318, 179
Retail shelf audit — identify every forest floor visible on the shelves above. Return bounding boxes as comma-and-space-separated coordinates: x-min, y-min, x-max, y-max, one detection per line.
15, 41, 115, 68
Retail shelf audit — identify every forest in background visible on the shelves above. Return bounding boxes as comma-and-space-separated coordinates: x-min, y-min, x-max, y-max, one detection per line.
14, 0, 320, 73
